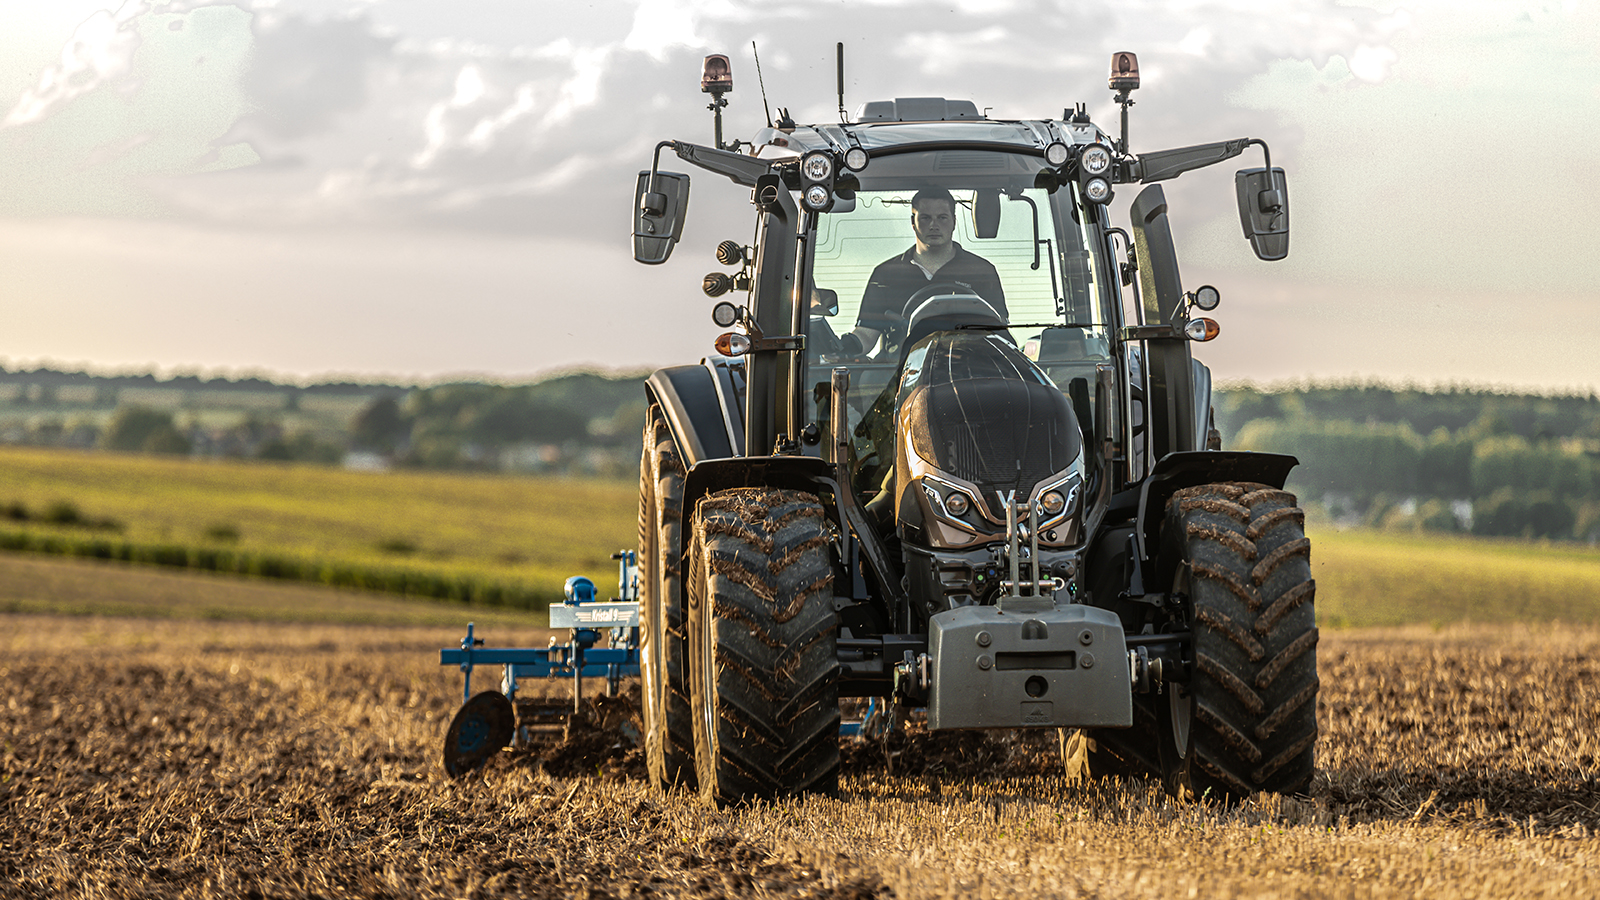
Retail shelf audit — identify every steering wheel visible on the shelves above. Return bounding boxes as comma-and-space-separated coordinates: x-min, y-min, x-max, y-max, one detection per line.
904, 281, 980, 312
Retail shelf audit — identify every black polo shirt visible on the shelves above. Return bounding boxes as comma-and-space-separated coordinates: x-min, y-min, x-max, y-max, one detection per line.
856, 242, 1007, 329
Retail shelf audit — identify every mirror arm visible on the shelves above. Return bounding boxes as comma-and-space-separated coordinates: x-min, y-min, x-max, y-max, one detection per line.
1135, 138, 1251, 183
648, 140, 676, 190
672, 140, 774, 187
1245, 138, 1273, 176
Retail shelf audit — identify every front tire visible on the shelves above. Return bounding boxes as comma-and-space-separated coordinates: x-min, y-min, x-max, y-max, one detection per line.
1164, 482, 1319, 798
639, 408, 694, 790
687, 488, 840, 804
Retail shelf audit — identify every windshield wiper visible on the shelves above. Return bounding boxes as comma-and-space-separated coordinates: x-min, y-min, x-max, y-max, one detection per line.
955, 322, 1100, 330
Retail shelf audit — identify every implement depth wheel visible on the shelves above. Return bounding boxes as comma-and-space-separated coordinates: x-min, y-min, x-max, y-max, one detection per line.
442, 691, 514, 778
687, 488, 840, 805
639, 407, 695, 790
1163, 482, 1319, 799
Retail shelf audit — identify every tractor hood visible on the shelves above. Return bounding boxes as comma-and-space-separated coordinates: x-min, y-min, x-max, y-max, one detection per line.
896, 331, 1083, 508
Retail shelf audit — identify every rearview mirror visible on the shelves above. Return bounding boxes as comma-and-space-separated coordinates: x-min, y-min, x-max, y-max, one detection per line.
1234, 167, 1289, 261
634, 170, 690, 264
810, 287, 839, 317
973, 189, 1001, 239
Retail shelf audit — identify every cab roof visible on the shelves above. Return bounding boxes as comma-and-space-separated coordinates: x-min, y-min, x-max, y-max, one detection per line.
749, 97, 1111, 162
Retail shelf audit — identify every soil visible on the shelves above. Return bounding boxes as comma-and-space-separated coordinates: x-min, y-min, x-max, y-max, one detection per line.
4, 616, 1599, 898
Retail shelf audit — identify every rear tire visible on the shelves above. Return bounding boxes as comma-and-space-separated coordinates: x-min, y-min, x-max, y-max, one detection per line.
639, 408, 695, 790
1164, 482, 1319, 799
687, 488, 840, 805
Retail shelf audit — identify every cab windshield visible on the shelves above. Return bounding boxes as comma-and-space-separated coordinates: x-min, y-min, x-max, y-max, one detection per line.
805, 149, 1115, 440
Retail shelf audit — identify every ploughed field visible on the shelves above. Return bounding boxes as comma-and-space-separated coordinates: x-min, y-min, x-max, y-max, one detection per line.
5, 576, 1599, 898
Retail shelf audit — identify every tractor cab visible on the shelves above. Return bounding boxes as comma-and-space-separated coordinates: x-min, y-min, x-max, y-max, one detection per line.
786, 136, 1120, 528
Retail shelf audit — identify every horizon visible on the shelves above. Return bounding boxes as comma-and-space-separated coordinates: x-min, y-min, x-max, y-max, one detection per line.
3, 356, 1597, 401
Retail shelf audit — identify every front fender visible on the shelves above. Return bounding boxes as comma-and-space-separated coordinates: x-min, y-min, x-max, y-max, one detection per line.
682, 456, 836, 522
676, 455, 840, 614
1135, 450, 1299, 581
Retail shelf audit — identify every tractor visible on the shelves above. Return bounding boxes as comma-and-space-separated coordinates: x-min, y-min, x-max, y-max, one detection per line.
632, 47, 1316, 804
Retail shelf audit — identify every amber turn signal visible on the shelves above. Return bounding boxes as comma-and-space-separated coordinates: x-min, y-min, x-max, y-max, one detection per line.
714, 332, 751, 356
1184, 317, 1221, 342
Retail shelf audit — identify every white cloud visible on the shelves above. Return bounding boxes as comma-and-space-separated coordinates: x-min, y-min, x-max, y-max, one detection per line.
1178, 26, 1213, 56
1346, 43, 1398, 82
2, 0, 1408, 232
4, 0, 150, 127
1204, 1, 1600, 294
624, 0, 707, 60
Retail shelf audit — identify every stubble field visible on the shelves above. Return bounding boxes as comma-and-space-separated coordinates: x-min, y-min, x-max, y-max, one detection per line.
3, 559, 1599, 898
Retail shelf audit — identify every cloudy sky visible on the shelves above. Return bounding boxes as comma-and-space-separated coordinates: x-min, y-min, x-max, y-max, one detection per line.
1, 0, 1596, 390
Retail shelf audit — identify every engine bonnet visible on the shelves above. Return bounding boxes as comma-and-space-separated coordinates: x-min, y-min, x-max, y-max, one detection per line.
897, 331, 1082, 503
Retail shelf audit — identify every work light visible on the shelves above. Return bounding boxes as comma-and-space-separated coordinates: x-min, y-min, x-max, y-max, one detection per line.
1082, 176, 1112, 204
1079, 143, 1112, 176
801, 151, 833, 183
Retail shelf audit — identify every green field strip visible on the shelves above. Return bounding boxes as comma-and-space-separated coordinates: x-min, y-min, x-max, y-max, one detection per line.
0, 553, 549, 628
1311, 528, 1600, 627
0, 445, 636, 603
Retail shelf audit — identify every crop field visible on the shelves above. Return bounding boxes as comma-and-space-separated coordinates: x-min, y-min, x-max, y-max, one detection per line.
3, 556, 1599, 898
1309, 528, 1600, 626
0, 445, 637, 610
5, 444, 1600, 628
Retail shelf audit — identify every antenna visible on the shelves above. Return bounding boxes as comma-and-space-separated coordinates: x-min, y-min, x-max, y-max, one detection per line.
752, 41, 773, 128
836, 42, 847, 122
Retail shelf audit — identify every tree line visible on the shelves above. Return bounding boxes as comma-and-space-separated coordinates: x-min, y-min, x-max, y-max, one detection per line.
0, 366, 648, 476
1216, 383, 1600, 541
349, 373, 646, 473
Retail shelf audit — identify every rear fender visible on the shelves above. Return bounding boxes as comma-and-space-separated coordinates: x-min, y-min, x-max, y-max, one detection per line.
1135, 450, 1298, 587
645, 359, 745, 468
1131, 185, 1197, 460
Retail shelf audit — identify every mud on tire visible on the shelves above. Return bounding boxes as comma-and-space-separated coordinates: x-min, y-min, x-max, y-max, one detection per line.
687, 488, 840, 805
1169, 482, 1319, 798
638, 407, 695, 790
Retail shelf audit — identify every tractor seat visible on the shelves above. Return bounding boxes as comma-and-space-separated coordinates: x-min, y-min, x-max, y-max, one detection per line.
1036, 326, 1089, 361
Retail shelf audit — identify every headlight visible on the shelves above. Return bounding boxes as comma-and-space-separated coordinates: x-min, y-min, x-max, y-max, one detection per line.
844, 147, 869, 171
1039, 490, 1066, 516
920, 476, 983, 536
803, 183, 832, 211
1078, 143, 1112, 175
1029, 471, 1083, 533
1044, 141, 1071, 166
1082, 176, 1112, 204
801, 151, 834, 183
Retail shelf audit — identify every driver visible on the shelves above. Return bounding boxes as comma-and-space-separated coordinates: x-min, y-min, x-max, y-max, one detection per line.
845, 186, 1006, 355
